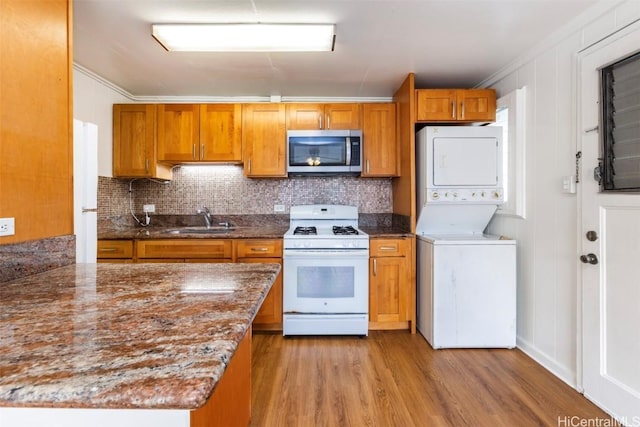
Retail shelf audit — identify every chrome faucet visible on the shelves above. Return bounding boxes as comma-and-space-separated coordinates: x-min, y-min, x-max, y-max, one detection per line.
196, 207, 212, 228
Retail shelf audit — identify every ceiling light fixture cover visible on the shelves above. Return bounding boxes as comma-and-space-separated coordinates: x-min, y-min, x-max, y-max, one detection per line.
152, 23, 336, 52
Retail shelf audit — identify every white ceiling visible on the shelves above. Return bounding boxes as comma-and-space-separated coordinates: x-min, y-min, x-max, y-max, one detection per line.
73, 0, 599, 98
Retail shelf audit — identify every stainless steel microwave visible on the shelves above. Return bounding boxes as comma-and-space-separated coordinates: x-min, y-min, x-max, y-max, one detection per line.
286, 130, 363, 175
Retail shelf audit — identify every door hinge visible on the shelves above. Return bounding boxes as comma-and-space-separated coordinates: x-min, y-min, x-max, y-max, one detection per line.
575, 151, 582, 183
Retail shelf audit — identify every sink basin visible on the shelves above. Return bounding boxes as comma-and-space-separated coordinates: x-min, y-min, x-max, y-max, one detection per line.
164, 227, 236, 235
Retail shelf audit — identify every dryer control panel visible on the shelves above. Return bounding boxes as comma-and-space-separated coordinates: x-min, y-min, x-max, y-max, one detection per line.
427, 188, 504, 204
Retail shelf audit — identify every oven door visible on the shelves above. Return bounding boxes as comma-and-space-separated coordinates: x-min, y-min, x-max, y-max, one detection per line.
283, 251, 369, 314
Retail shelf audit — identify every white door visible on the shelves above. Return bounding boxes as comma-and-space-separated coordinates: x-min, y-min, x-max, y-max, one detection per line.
580, 25, 640, 422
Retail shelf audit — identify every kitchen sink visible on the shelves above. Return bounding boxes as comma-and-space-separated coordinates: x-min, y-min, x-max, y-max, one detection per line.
164, 227, 236, 235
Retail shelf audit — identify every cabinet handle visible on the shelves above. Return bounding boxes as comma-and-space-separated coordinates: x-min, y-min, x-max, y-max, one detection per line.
99, 248, 118, 252
366, 159, 370, 174
373, 258, 377, 276
200, 144, 205, 159
250, 247, 269, 252
192, 144, 197, 160
378, 246, 397, 251
318, 114, 323, 129
145, 159, 149, 174
248, 158, 251, 173
461, 101, 465, 119
326, 115, 331, 129
451, 101, 456, 119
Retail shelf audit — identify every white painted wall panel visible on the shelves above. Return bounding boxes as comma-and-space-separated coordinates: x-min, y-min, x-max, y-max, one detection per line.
484, 0, 640, 388
73, 68, 131, 177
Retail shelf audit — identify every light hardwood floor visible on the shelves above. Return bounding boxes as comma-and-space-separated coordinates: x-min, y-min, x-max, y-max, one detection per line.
251, 331, 609, 427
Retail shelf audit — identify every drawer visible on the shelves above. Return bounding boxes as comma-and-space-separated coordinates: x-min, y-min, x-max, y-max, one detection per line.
235, 239, 282, 258
97, 240, 134, 259
136, 239, 232, 259
369, 238, 409, 257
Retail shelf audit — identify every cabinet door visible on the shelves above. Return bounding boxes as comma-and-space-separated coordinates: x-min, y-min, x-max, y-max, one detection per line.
324, 103, 361, 129
286, 103, 324, 130
157, 104, 200, 161
369, 256, 409, 324
200, 104, 242, 162
113, 104, 171, 179
242, 104, 287, 177
239, 258, 283, 328
362, 103, 398, 177
136, 240, 232, 259
415, 89, 457, 121
458, 89, 496, 122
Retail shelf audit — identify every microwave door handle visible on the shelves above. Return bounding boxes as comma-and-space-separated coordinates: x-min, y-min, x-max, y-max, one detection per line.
346, 137, 352, 166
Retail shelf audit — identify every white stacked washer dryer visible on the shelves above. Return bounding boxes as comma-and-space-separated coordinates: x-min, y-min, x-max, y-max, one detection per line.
416, 126, 516, 349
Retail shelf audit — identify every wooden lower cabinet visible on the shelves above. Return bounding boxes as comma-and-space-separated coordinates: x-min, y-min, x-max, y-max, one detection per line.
369, 237, 413, 331
235, 240, 283, 331
97, 240, 134, 263
191, 327, 252, 427
136, 239, 232, 261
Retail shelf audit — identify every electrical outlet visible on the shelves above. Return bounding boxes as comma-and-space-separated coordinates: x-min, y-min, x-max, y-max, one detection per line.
0, 218, 15, 236
274, 204, 285, 212
143, 204, 156, 213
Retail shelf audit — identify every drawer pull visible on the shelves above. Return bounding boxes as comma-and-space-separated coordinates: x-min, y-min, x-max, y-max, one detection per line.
250, 247, 269, 252
378, 246, 397, 251
99, 248, 118, 252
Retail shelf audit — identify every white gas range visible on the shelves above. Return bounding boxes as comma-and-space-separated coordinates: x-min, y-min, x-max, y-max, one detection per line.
282, 205, 369, 336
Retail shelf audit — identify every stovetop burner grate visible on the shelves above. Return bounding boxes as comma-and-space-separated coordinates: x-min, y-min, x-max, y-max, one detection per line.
332, 226, 359, 235
293, 226, 317, 235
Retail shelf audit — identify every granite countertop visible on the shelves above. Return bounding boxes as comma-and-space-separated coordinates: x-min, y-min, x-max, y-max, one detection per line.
0, 263, 280, 410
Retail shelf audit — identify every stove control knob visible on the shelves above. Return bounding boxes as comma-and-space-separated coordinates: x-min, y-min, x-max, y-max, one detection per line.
452, 192, 458, 199
493, 191, 500, 199
431, 191, 440, 200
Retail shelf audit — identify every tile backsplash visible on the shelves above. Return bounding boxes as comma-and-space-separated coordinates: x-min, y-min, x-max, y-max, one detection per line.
99, 165, 392, 219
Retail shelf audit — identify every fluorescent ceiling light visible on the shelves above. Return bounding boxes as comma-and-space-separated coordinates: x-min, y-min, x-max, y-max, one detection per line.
151, 23, 336, 52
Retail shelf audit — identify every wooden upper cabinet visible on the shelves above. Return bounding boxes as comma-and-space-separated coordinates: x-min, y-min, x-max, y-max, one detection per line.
113, 104, 172, 180
415, 89, 496, 122
242, 104, 287, 177
286, 103, 360, 130
157, 104, 200, 162
361, 103, 398, 177
200, 104, 242, 162
457, 89, 496, 122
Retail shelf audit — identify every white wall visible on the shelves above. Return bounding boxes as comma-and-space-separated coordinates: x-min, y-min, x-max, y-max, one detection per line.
73, 67, 132, 177
481, 0, 640, 387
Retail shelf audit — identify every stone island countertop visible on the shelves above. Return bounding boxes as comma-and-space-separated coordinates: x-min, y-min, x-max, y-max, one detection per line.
0, 263, 279, 410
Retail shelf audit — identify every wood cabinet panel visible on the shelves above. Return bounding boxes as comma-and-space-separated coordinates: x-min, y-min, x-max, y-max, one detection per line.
239, 258, 283, 328
235, 240, 282, 258
200, 104, 242, 162
415, 89, 496, 122
97, 240, 134, 259
242, 104, 287, 177
136, 239, 232, 259
157, 104, 200, 161
362, 103, 398, 177
286, 103, 360, 130
0, 0, 74, 244
457, 89, 496, 122
113, 104, 172, 179
369, 238, 411, 330
235, 239, 283, 329
191, 328, 252, 427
